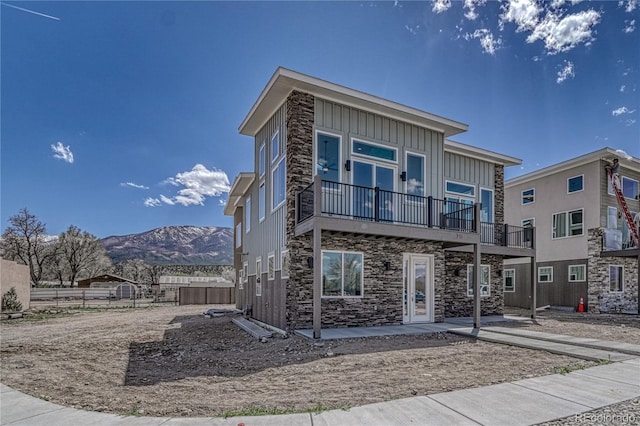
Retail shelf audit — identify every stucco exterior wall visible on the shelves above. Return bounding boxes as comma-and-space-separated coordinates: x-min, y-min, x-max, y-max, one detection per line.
1, 259, 30, 312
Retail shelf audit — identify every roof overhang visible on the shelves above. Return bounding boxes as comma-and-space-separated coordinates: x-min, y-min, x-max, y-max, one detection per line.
239, 67, 469, 138
445, 139, 522, 167
505, 147, 640, 188
223, 172, 255, 216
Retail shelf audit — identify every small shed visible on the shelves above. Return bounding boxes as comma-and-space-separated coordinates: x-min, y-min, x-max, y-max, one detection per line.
78, 274, 138, 288
115, 283, 138, 299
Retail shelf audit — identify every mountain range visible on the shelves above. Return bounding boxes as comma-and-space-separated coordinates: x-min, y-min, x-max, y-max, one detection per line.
100, 226, 233, 265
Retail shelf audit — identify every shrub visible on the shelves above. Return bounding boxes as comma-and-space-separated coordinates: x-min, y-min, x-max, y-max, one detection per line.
2, 287, 23, 312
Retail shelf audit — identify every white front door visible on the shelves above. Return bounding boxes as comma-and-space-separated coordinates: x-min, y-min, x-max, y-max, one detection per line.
403, 254, 434, 323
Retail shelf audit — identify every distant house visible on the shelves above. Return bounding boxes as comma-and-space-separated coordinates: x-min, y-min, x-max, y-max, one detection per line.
504, 148, 639, 313
224, 68, 536, 338
77, 274, 139, 289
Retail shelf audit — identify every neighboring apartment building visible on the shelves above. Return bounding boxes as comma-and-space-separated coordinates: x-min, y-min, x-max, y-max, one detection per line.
225, 68, 535, 338
504, 148, 640, 314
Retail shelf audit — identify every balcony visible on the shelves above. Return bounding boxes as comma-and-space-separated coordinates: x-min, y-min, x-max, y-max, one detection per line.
296, 178, 534, 251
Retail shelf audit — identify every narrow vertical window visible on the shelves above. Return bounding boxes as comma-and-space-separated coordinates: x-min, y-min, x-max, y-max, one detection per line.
235, 223, 242, 248
271, 131, 279, 163
281, 250, 290, 279
480, 188, 494, 223
504, 269, 515, 292
467, 265, 490, 296
272, 158, 286, 209
259, 143, 265, 177
259, 183, 265, 221
607, 206, 617, 229
268, 254, 275, 280
245, 196, 251, 233
405, 152, 425, 197
609, 265, 623, 292
316, 132, 341, 185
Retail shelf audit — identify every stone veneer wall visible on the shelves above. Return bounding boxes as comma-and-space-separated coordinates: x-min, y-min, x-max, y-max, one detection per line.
587, 228, 639, 313
494, 165, 504, 226
443, 252, 504, 317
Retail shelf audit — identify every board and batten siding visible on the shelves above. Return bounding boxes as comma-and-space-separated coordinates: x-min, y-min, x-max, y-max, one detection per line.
314, 98, 446, 199
244, 103, 288, 275
444, 151, 494, 190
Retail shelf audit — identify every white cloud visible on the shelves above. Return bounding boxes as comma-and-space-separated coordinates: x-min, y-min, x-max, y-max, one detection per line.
405, 24, 419, 35
526, 9, 601, 54
620, 85, 626, 92
624, 19, 636, 33
619, 0, 639, 13
612, 106, 636, 116
465, 29, 502, 55
147, 164, 231, 207
120, 182, 149, 190
144, 197, 161, 207
432, 0, 452, 14
463, 0, 486, 20
624, 119, 637, 126
500, 0, 542, 32
51, 142, 74, 164
556, 60, 575, 83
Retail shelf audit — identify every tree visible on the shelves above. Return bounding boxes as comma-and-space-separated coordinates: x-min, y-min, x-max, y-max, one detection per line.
143, 263, 165, 286
2, 287, 23, 312
1, 208, 56, 286
56, 225, 108, 286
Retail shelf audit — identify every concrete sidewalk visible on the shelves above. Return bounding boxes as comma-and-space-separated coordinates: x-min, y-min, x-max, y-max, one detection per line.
2, 357, 639, 425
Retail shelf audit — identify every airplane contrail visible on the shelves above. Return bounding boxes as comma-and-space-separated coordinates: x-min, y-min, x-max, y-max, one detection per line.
1, 2, 61, 21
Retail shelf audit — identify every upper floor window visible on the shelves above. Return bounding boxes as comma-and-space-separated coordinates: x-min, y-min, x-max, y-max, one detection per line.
322, 251, 363, 298
235, 223, 242, 248
245, 196, 251, 233
480, 188, 494, 222
522, 188, 534, 205
522, 218, 535, 243
259, 143, 265, 177
405, 152, 425, 197
259, 183, 265, 222
568, 265, 586, 282
538, 266, 553, 283
271, 131, 279, 163
352, 140, 397, 162
609, 265, 623, 292
268, 253, 275, 280
567, 175, 584, 193
467, 264, 490, 297
272, 157, 286, 210
281, 250, 290, 279
316, 132, 341, 184
446, 181, 475, 197
552, 209, 583, 238
607, 206, 617, 229
504, 269, 515, 292
622, 177, 639, 200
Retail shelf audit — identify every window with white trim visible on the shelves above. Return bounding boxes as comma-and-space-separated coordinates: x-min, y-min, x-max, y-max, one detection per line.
272, 157, 286, 210
480, 188, 494, 223
245, 196, 251, 233
538, 266, 553, 283
504, 269, 515, 292
259, 143, 265, 177
522, 218, 535, 243
553, 209, 583, 238
268, 253, 275, 280
352, 140, 397, 161
281, 250, 290, 279
271, 131, 279, 163
522, 188, 534, 205
607, 206, 617, 229
622, 177, 639, 200
322, 251, 363, 297
446, 181, 475, 197
405, 152, 425, 197
467, 265, 490, 297
256, 258, 262, 286
567, 175, 584, 193
568, 265, 586, 282
259, 183, 265, 222
235, 223, 242, 248
316, 132, 341, 185
609, 265, 623, 292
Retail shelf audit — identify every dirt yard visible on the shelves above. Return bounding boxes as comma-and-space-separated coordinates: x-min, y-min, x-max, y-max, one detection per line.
1, 305, 638, 418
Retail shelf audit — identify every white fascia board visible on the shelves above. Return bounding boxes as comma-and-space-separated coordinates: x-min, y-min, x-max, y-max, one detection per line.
444, 139, 522, 167
223, 172, 255, 216
505, 147, 640, 188
239, 67, 468, 138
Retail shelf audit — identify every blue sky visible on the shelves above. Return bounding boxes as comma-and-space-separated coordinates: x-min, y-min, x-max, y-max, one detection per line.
2, 0, 638, 238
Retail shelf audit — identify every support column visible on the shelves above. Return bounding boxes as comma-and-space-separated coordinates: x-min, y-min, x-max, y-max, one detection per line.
312, 175, 323, 340
530, 253, 537, 319
473, 203, 481, 329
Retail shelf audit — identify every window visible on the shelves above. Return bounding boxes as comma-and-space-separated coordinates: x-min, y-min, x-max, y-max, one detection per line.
522, 188, 534, 205
268, 253, 275, 280
568, 265, 586, 282
272, 157, 286, 210
622, 177, 639, 200
467, 265, 490, 296
567, 175, 584, 193
259, 183, 265, 222
240, 262, 247, 290
553, 209, 583, 238
522, 218, 535, 243
609, 265, 624, 292
446, 181, 475, 197
352, 140, 396, 161
271, 131, 279, 163
259, 143, 265, 177
316, 132, 341, 184
245, 196, 251, 233
256, 258, 262, 286
405, 152, 425, 197
538, 266, 553, 283
607, 206, 617, 229
480, 188, 494, 222
235, 223, 242, 248
504, 269, 515, 292
322, 251, 363, 297
281, 250, 290, 279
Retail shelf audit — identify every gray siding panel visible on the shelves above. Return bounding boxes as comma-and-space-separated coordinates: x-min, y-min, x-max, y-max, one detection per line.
444, 151, 494, 189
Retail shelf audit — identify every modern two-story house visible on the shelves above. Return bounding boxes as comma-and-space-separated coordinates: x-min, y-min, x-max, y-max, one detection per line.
225, 68, 535, 338
504, 148, 640, 314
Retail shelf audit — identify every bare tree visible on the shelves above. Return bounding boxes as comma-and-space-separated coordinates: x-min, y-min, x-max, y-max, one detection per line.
143, 263, 166, 285
56, 225, 107, 286
1, 208, 56, 286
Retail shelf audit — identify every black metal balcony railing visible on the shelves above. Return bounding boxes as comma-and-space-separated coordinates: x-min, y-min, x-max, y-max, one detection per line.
297, 180, 534, 249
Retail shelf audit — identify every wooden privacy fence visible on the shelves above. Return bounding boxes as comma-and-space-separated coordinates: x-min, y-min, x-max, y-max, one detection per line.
179, 287, 235, 305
